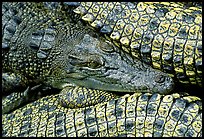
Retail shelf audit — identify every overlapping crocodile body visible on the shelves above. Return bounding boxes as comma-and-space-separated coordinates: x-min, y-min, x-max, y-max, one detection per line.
2, 92, 202, 137
2, 2, 202, 137
68, 2, 202, 86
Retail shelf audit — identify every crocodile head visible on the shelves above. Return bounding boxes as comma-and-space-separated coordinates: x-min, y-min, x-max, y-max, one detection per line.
50, 34, 174, 94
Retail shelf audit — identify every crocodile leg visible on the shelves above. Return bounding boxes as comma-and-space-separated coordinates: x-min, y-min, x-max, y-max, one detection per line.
2, 84, 58, 114
59, 86, 119, 108
2, 72, 27, 95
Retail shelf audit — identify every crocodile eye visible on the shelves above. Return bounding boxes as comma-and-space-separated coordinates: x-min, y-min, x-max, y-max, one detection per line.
87, 55, 104, 69
155, 75, 165, 83
88, 60, 101, 69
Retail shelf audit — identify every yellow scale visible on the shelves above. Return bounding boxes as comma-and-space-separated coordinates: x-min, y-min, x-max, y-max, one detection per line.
65, 109, 76, 137
153, 94, 174, 136
135, 93, 151, 137
144, 93, 161, 137
162, 96, 186, 136
173, 102, 200, 136
185, 113, 202, 137
105, 99, 117, 137
95, 104, 108, 137
126, 93, 141, 137
115, 94, 128, 136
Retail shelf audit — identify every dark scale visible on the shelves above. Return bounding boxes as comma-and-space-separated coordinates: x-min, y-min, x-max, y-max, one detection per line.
149, 93, 159, 102
153, 131, 162, 137
37, 50, 48, 59
142, 31, 154, 44
155, 7, 169, 17
180, 114, 190, 123
20, 121, 31, 131
2, 130, 8, 137
5, 25, 16, 35
84, 107, 92, 115
56, 113, 65, 119
115, 107, 123, 118
154, 118, 165, 130
86, 117, 97, 125
176, 126, 187, 135
125, 121, 134, 131
147, 103, 157, 115
56, 119, 63, 126
183, 14, 195, 24
140, 93, 149, 101
29, 42, 40, 50
176, 73, 188, 81
23, 108, 32, 116
13, 15, 22, 25
100, 25, 113, 34
48, 113, 55, 119
117, 133, 127, 137
5, 113, 15, 120
56, 128, 65, 136
18, 130, 30, 137
191, 10, 202, 17
48, 105, 57, 112
178, 26, 189, 39
40, 41, 53, 51
149, 18, 160, 31
107, 121, 116, 130
171, 109, 181, 120
88, 126, 98, 137
31, 30, 45, 39
185, 130, 194, 137
175, 98, 186, 109
39, 104, 49, 112
77, 94, 85, 103
8, 7, 18, 16
195, 61, 202, 71
163, 54, 173, 63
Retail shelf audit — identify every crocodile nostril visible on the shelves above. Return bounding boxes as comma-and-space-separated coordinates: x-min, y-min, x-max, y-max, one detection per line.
155, 75, 165, 83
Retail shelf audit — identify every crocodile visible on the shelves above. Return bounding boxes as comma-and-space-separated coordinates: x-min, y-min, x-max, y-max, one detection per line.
62, 2, 202, 87
2, 2, 174, 97
1, 2, 202, 137
2, 87, 202, 137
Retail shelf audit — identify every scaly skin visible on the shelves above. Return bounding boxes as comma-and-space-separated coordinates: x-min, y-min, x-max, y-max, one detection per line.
2, 2, 174, 96
65, 2, 202, 87
2, 88, 202, 137
1, 2, 202, 137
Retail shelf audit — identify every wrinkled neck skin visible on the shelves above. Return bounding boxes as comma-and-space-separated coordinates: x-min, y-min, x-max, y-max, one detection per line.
50, 33, 174, 95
